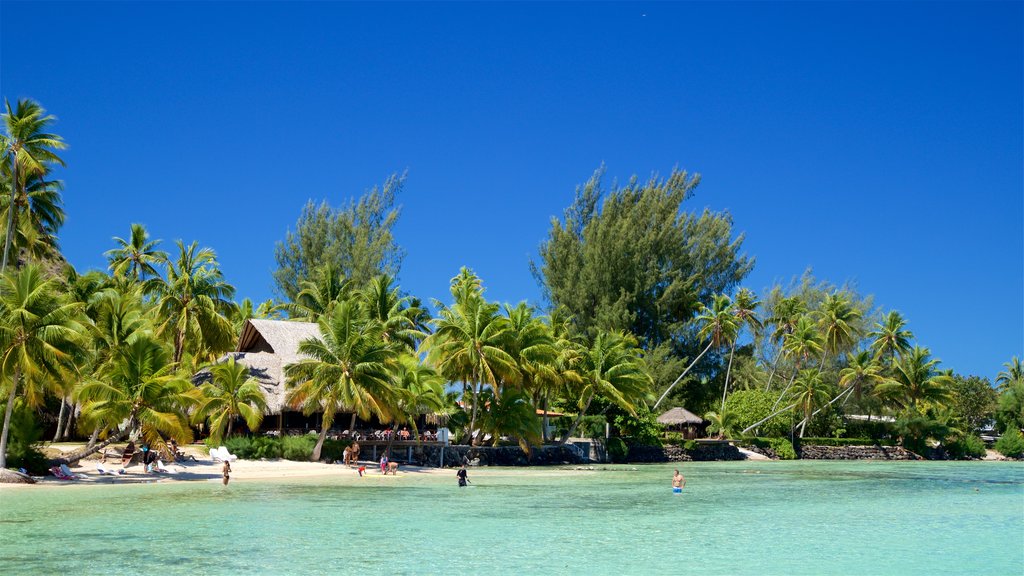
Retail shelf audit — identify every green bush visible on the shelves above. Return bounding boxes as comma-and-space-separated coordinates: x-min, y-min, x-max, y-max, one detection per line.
995, 428, 1024, 458
2, 399, 49, 474
612, 407, 663, 446
663, 432, 684, 445
320, 439, 352, 462
682, 439, 698, 451
606, 437, 629, 463
748, 437, 796, 460
725, 389, 791, 438
281, 435, 315, 460
945, 435, 987, 460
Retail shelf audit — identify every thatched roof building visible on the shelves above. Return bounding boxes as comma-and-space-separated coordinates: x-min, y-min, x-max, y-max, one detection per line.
657, 407, 704, 426
194, 319, 320, 415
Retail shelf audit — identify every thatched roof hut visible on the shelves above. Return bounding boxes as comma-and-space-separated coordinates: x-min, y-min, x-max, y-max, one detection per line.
657, 407, 704, 426
193, 319, 321, 415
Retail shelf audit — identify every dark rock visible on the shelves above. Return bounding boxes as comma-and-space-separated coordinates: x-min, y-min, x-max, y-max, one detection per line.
796, 444, 920, 460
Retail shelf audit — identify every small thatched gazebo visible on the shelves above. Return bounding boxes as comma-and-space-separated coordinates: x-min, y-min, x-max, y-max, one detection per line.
657, 407, 705, 440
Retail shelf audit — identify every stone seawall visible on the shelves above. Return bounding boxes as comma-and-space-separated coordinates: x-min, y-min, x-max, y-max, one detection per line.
797, 444, 919, 460
624, 443, 745, 463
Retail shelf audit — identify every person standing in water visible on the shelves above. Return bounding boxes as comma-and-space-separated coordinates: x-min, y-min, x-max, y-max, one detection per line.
222, 460, 232, 485
672, 469, 685, 494
456, 465, 469, 487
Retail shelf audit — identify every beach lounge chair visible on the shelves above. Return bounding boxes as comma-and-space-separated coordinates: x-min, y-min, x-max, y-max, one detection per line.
50, 466, 77, 480
154, 460, 176, 474
59, 464, 85, 479
211, 446, 237, 462
96, 463, 124, 475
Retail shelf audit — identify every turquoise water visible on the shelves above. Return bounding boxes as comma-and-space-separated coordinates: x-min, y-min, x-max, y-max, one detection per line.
1, 461, 1022, 575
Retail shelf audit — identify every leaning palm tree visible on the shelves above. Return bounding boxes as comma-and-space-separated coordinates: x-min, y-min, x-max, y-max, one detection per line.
0, 265, 82, 468
193, 357, 268, 443
153, 240, 236, 364
816, 292, 863, 373
74, 335, 196, 459
653, 293, 739, 410
105, 223, 168, 282
790, 369, 832, 437
285, 300, 399, 461
874, 346, 953, 412
423, 268, 518, 445
0, 99, 66, 273
721, 288, 761, 412
837, 350, 886, 404
996, 357, 1023, 391
771, 315, 823, 411
868, 311, 913, 366
764, 295, 806, 391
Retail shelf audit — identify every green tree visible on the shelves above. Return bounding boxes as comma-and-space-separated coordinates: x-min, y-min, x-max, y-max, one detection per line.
361, 274, 424, 352
724, 389, 789, 437
282, 263, 350, 322
996, 357, 1023, 391
790, 369, 832, 437
771, 315, 823, 411
721, 287, 761, 411
947, 374, 997, 432
817, 292, 863, 371
995, 380, 1024, 434
105, 223, 168, 282
0, 99, 67, 273
285, 300, 398, 461
0, 265, 82, 468
763, 294, 806, 391
875, 346, 952, 411
153, 240, 236, 364
274, 173, 405, 300
0, 170, 66, 265
869, 311, 913, 365
193, 356, 268, 443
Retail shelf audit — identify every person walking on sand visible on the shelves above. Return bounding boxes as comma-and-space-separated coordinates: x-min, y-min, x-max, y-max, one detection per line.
222, 460, 232, 485
672, 469, 685, 494
457, 465, 469, 487
380, 454, 388, 474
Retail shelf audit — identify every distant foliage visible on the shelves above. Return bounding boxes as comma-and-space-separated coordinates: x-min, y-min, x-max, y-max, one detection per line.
274, 173, 405, 299
612, 406, 662, 446
947, 374, 997, 431
994, 428, 1024, 458
995, 381, 1024, 434
944, 435, 987, 460
725, 389, 790, 438
749, 437, 796, 460
606, 437, 629, 463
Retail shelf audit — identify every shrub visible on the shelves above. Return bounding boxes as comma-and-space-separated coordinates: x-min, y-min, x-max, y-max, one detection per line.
1, 400, 49, 474
281, 435, 315, 461
612, 407, 663, 446
320, 439, 352, 462
606, 437, 629, 463
945, 435, 987, 460
682, 439, 698, 452
995, 428, 1024, 458
725, 389, 791, 438
748, 437, 796, 460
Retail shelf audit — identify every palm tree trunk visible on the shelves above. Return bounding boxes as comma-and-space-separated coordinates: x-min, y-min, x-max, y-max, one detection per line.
0, 368, 20, 468
311, 413, 330, 461
764, 348, 784, 392
62, 403, 76, 439
87, 426, 100, 449
1, 157, 19, 273
771, 368, 799, 411
54, 399, 67, 442
720, 340, 737, 413
559, 392, 594, 445
173, 330, 185, 365
653, 340, 715, 410
796, 386, 857, 432
226, 417, 234, 440
541, 395, 549, 443
741, 402, 798, 435
51, 426, 130, 466
348, 413, 357, 433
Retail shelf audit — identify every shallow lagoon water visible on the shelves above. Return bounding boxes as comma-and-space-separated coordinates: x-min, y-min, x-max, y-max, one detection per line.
2, 461, 1022, 575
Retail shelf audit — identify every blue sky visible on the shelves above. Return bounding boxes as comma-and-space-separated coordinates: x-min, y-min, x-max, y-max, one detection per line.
1, 1, 1021, 380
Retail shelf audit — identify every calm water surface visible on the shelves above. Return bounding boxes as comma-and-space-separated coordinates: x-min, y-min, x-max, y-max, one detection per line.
1, 461, 1022, 575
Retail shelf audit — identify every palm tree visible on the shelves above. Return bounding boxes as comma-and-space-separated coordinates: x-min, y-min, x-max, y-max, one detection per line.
874, 346, 953, 411
868, 311, 913, 366
790, 369, 832, 437
361, 274, 423, 351
390, 354, 448, 441
764, 295, 807, 391
0, 265, 82, 468
559, 330, 651, 443
283, 263, 349, 322
479, 388, 541, 451
721, 288, 761, 412
816, 292, 862, 372
193, 357, 268, 443
423, 268, 518, 445
74, 335, 196, 458
285, 300, 399, 461
0, 170, 66, 264
703, 408, 741, 439
996, 357, 1023, 391
153, 240, 235, 364
771, 315, 823, 411
105, 223, 168, 282
0, 99, 66, 273
502, 302, 557, 400
838, 350, 886, 404
653, 293, 739, 410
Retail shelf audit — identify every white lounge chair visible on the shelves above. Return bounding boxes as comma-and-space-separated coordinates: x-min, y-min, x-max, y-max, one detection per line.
59, 464, 85, 479
212, 446, 237, 462
155, 460, 176, 474
96, 463, 123, 475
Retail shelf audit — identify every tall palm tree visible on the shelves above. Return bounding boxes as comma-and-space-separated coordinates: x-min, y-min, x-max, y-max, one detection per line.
361, 274, 423, 351
869, 311, 913, 366
559, 330, 651, 443
285, 300, 398, 460
764, 295, 808, 391
996, 357, 1023, 391
790, 369, 832, 437
874, 346, 953, 411
502, 302, 557, 400
0, 265, 82, 468
154, 240, 235, 364
0, 99, 66, 273
816, 292, 862, 372
838, 350, 886, 404
105, 223, 168, 282
283, 263, 349, 322
423, 268, 518, 445
193, 356, 267, 443
0, 170, 66, 264
75, 335, 196, 456
771, 315, 824, 411
653, 293, 738, 410
390, 354, 447, 441
721, 288, 761, 412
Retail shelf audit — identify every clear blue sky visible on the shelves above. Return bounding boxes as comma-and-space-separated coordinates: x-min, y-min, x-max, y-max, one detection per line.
2, 1, 1021, 380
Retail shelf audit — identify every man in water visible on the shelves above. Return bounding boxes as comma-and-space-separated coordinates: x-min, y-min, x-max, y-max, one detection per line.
672, 469, 685, 494
456, 465, 469, 487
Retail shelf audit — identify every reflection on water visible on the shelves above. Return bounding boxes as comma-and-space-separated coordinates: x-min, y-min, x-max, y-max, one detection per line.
2, 461, 1022, 575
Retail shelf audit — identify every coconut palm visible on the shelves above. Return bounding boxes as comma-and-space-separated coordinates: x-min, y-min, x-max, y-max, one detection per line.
283, 263, 349, 322
74, 335, 196, 458
703, 408, 741, 439
361, 274, 423, 351
869, 311, 913, 366
0, 99, 66, 273
559, 330, 651, 443
153, 240, 235, 364
423, 268, 518, 445
502, 302, 557, 399
721, 288, 761, 412
285, 300, 399, 461
0, 170, 66, 264
193, 356, 267, 443
105, 223, 168, 282
390, 354, 447, 440
874, 346, 952, 411
816, 292, 862, 371
653, 293, 739, 410
771, 315, 823, 411
0, 265, 82, 468
838, 350, 886, 403
790, 369, 832, 437
996, 357, 1023, 391
479, 388, 541, 451
764, 295, 806, 391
